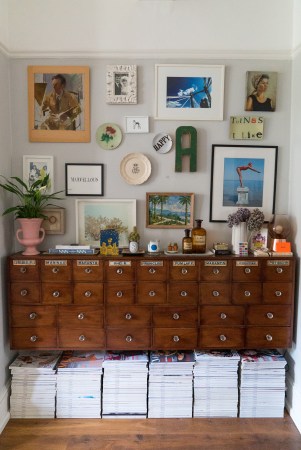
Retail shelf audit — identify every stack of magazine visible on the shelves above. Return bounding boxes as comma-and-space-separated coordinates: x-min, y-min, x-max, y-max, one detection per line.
56, 351, 105, 418
9, 351, 61, 418
239, 349, 287, 418
148, 351, 195, 418
102, 351, 149, 419
193, 350, 240, 417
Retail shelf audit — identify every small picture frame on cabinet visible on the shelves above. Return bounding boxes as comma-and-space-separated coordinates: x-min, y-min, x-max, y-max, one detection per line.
42, 208, 65, 234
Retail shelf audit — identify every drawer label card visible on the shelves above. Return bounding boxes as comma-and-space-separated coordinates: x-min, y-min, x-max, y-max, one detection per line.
204, 260, 227, 266
77, 260, 99, 266
109, 261, 131, 266
13, 260, 36, 266
236, 261, 258, 266
173, 261, 196, 266
141, 261, 163, 266
45, 260, 67, 266
267, 260, 290, 266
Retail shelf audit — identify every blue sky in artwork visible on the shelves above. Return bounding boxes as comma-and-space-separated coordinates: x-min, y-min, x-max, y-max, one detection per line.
224, 158, 264, 182
166, 76, 212, 108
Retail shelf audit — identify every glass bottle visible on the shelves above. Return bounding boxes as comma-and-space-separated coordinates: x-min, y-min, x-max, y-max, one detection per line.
192, 219, 206, 253
182, 229, 193, 254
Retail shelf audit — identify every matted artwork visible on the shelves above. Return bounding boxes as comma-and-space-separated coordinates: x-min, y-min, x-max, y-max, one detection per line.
23, 155, 54, 193
65, 163, 104, 196
146, 192, 194, 228
106, 65, 137, 104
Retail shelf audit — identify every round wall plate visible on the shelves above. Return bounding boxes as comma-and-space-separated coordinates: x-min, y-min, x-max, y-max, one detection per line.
96, 123, 122, 150
152, 132, 173, 154
120, 153, 151, 185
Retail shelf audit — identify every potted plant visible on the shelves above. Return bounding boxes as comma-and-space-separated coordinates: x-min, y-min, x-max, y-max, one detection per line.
128, 226, 140, 253
0, 174, 63, 255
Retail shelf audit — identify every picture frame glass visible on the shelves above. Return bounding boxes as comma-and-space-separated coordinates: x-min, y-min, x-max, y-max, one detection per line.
146, 193, 194, 228
23, 155, 54, 194
65, 164, 104, 196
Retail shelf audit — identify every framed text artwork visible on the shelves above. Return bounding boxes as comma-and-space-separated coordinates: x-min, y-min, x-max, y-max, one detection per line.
210, 145, 278, 222
23, 155, 54, 194
28, 65, 90, 143
106, 65, 137, 104
146, 192, 195, 229
155, 64, 225, 120
65, 163, 104, 196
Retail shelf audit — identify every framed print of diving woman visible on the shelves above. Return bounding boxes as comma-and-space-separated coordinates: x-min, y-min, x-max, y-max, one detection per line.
210, 145, 278, 222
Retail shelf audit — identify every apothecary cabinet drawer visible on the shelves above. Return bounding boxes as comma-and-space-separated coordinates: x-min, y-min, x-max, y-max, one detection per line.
232, 283, 262, 304
11, 327, 57, 349
199, 327, 244, 348
199, 283, 231, 304
73, 283, 103, 304
59, 328, 105, 348
263, 259, 294, 282
10, 305, 56, 327
153, 328, 198, 349
106, 328, 151, 349
105, 283, 135, 305
106, 306, 151, 327
73, 259, 103, 281
10, 259, 39, 281
58, 305, 103, 327
200, 306, 244, 326
246, 305, 291, 326
137, 260, 167, 281
41, 260, 72, 281
262, 283, 292, 304
246, 326, 291, 348
105, 260, 135, 281
168, 282, 198, 304
199, 260, 230, 281
169, 261, 199, 281
136, 282, 167, 305
42, 283, 72, 304
10, 282, 41, 304
232, 260, 262, 281
153, 306, 198, 327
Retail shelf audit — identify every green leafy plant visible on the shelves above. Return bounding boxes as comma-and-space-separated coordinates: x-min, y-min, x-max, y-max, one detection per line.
128, 226, 140, 242
0, 173, 64, 219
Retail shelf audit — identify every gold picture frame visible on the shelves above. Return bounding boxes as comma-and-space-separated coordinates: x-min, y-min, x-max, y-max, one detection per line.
42, 208, 65, 235
28, 65, 90, 142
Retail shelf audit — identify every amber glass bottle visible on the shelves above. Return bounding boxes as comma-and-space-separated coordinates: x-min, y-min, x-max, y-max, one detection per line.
191, 219, 206, 253
182, 229, 193, 254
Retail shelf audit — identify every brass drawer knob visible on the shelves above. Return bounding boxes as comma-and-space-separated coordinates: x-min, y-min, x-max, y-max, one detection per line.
149, 268, 156, 274
116, 291, 123, 298
125, 335, 133, 342
267, 312, 274, 319
20, 267, 27, 274
29, 312, 37, 320
220, 313, 227, 320
219, 334, 227, 341
77, 313, 85, 320
212, 290, 220, 297
276, 267, 283, 274
84, 268, 92, 274
116, 268, 123, 275
30, 335, 38, 342
52, 291, 60, 298
173, 335, 180, 342
244, 268, 251, 274
244, 290, 251, 297
79, 335, 86, 341
52, 267, 59, 274
266, 334, 273, 341
173, 313, 180, 320
125, 313, 132, 320
181, 268, 188, 275
149, 290, 156, 297
84, 291, 92, 298
20, 289, 28, 297
213, 268, 220, 275
180, 291, 187, 297
275, 291, 282, 297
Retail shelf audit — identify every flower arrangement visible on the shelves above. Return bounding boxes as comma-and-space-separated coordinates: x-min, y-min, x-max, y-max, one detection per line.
227, 207, 264, 232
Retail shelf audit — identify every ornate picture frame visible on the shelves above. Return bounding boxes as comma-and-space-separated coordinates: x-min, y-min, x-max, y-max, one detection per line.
106, 65, 137, 104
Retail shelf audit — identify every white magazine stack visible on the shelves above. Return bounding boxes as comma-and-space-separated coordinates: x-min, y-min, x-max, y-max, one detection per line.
56, 351, 105, 418
148, 351, 195, 418
239, 349, 287, 418
193, 350, 240, 417
102, 351, 149, 419
9, 351, 61, 418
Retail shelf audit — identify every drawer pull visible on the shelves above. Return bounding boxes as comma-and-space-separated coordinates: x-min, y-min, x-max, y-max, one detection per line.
30, 335, 38, 342
79, 335, 86, 341
173, 313, 180, 320
20, 289, 28, 297
125, 313, 132, 320
213, 268, 220, 275
84, 291, 92, 298
219, 334, 227, 341
276, 267, 283, 274
149, 268, 156, 274
173, 335, 180, 342
266, 334, 273, 341
267, 312, 274, 319
116, 268, 123, 275
244, 290, 251, 297
29, 312, 37, 320
220, 313, 227, 320
52, 291, 60, 298
212, 290, 220, 297
20, 267, 27, 274
84, 268, 92, 274
244, 268, 251, 274
149, 290, 156, 297
125, 335, 133, 342
275, 291, 282, 297
116, 291, 123, 298
77, 313, 85, 320
52, 267, 59, 274
181, 268, 188, 275
180, 291, 188, 297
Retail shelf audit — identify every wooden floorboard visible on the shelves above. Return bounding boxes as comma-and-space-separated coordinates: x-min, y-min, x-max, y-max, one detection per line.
0, 415, 300, 450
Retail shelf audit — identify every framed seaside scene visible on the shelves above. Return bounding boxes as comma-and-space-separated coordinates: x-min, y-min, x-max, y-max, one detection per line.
28, 65, 90, 143
146, 193, 194, 228
210, 145, 278, 222
155, 64, 224, 120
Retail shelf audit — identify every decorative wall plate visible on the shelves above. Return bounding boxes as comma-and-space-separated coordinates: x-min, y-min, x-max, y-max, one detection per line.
96, 123, 122, 150
120, 153, 151, 185
152, 132, 173, 154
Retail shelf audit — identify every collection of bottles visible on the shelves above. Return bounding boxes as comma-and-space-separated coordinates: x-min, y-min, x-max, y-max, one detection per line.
182, 219, 206, 254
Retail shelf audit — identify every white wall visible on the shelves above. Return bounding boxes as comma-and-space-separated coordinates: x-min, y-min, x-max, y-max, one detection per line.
0, 0, 9, 52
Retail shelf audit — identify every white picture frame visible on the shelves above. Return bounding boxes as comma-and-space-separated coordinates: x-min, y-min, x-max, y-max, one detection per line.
125, 116, 149, 133
155, 64, 225, 121
106, 65, 137, 104
23, 155, 54, 193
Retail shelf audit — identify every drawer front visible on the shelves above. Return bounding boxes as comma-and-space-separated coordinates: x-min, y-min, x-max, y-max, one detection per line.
232, 260, 262, 281
10, 282, 41, 304
168, 282, 198, 305
10, 305, 56, 327
58, 305, 103, 327
262, 283, 292, 304
106, 306, 151, 327
199, 327, 244, 348
169, 261, 199, 281
42, 283, 72, 304
9, 259, 39, 281
153, 328, 197, 349
11, 327, 57, 349
74, 283, 103, 305
153, 307, 198, 327
199, 260, 230, 281
105, 283, 135, 305
106, 328, 151, 349
263, 259, 294, 282
59, 328, 105, 348
73, 260, 103, 281
137, 261, 167, 281
41, 260, 72, 281
199, 283, 231, 305
246, 326, 291, 348
105, 260, 135, 281
232, 283, 262, 304
136, 282, 167, 305
246, 305, 291, 326
200, 306, 244, 326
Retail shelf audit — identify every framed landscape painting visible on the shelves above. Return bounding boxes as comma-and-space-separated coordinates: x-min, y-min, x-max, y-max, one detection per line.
146, 192, 194, 229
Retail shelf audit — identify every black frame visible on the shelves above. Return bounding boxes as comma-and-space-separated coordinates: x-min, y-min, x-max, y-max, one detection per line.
65, 163, 104, 196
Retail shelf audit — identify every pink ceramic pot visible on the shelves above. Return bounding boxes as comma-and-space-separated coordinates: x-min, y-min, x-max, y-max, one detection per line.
16, 218, 45, 255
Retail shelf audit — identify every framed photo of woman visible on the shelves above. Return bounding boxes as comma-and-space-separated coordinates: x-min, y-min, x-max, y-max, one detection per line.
245, 71, 277, 112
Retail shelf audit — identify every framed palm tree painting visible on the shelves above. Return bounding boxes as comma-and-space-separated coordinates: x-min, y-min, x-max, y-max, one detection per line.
146, 192, 194, 228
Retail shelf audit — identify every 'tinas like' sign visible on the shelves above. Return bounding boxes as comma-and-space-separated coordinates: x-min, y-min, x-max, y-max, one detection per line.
230, 116, 264, 140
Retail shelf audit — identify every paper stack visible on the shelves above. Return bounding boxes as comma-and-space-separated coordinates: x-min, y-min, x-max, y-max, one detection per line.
9, 351, 61, 418
148, 351, 195, 418
193, 350, 240, 417
56, 351, 105, 418
239, 349, 287, 418
102, 351, 149, 419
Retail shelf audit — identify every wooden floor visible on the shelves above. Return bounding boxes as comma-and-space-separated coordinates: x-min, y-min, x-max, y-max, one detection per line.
0, 414, 300, 450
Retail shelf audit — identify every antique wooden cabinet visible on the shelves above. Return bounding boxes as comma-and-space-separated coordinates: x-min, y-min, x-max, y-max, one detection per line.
7, 253, 295, 351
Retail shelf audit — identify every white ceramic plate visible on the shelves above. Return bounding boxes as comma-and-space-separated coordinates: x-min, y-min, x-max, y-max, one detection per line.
152, 132, 173, 154
120, 153, 151, 185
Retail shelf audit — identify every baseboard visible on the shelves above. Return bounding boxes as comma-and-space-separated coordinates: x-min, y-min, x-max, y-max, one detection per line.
286, 374, 301, 433
0, 382, 10, 434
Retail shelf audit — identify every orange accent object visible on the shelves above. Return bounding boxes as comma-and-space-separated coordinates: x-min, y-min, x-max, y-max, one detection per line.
275, 241, 291, 252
